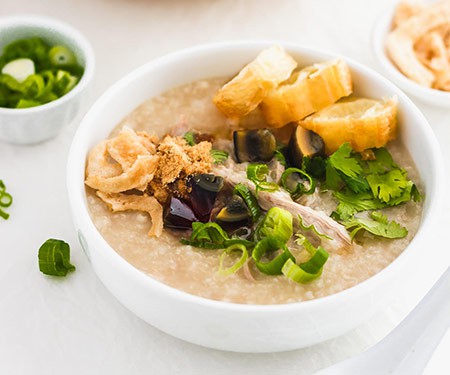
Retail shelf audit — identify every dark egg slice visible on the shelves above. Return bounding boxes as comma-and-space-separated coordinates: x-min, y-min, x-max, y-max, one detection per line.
216, 195, 250, 223
189, 174, 224, 219
233, 129, 276, 163
164, 197, 198, 229
287, 126, 324, 168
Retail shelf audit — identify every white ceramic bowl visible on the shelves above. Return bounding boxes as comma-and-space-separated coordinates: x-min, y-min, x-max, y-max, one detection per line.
67, 41, 444, 353
0, 15, 95, 144
372, 8, 450, 108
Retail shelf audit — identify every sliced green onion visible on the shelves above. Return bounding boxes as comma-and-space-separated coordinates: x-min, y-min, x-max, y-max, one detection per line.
255, 206, 293, 243
247, 163, 279, 193
233, 183, 262, 221
295, 234, 316, 254
297, 214, 332, 240
48, 45, 76, 67
247, 163, 269, 182
16, 99, 40, 108
38, 239, 76, 277
252, 236, 295, 275
274, 147, 287, 167
283, 234, 329, 284
183, 131, 196, 146
282, 258, 323, 284
54, 70, 78, 96
0, 180, 12, 220
181, 222, 229, 249
298, 247, 329, 274
218, 244, 248, 276
210, 149, 229, 164
23, 74, 45, 98
281, 167, 316, 199
0, 209, 9, 220
1, 58, 35, 83
0, 192, 12, 207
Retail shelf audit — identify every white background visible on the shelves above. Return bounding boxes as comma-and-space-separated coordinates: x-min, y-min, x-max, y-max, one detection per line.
1, 0, 449, 374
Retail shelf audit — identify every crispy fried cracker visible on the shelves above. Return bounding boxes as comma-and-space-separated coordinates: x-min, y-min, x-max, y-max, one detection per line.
96, 192, 163, 237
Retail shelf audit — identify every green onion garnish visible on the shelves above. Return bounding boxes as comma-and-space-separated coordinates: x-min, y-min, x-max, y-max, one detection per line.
297, 214, 332, 240
181, 222, 230, 249
218, 243, 248, 276
38, 239, 76, 277
281, 167, 316, 199
0, 37, 84, 109
233, 183, 262, 221
255, 206, 293, 243
183, 131, 196, 146
282, 234, 329, 284
0, 180, 12, 220
210, 149, 229, 164
247, 163, 279, 193
252, 236, 295, 275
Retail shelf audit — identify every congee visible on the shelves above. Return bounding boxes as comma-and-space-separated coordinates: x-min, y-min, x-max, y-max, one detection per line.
85, 46, 423, 304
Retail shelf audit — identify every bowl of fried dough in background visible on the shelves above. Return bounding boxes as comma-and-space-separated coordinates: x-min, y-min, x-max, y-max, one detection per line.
372, 1, 450, 108
67, 41, 444, 353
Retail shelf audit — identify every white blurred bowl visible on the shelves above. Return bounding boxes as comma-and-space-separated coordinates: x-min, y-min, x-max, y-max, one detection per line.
67, 41, 444, 353
0, 15, 95, 144
372, 10, 450, 108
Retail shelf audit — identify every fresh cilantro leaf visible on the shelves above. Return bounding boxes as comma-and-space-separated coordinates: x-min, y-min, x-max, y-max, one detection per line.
367, 169, 409, 203
303, 156, 326, 179
362, 147, 396, 175
341, 173, 370, 194
324, 161, 343, 191
333, 191, 385, 220
343, 211, 408, 240
329, 143, 362, 178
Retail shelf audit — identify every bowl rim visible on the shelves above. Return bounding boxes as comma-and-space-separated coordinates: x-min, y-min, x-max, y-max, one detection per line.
372, 7, 450, 102
0, 14, 95, 114
67, 40, 445, 313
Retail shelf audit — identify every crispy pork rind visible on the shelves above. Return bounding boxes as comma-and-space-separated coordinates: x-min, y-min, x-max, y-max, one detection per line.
86, 126, 214, 236
416, 30, 450, 90
392, 1, 426, 29
107, 126, 155, 170
299, 97, 398, 154
261, 59, 353, 127
86, 154, 159, 193
213, 45, 297, 118
386, 1, 450, 88
96, 192, 163, 237
86, 141, 122, 179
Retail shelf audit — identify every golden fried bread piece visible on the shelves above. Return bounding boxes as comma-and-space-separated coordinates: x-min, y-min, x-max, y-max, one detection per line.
213, 45, 297, 118
261, 59, 352, 128
299, 97, 398, 154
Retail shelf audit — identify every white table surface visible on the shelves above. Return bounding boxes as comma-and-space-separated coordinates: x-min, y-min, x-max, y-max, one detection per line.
1, 0, 449, 374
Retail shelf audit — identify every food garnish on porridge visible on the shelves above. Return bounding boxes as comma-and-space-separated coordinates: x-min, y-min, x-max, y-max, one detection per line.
85, 46, 423, 304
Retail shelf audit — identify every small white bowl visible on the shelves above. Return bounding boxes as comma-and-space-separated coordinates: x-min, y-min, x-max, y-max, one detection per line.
372, 10, 450, 108
0, 15, 95, 144
67, 41, 444, 353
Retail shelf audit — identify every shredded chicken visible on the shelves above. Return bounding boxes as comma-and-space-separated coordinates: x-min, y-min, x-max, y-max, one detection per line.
213, 161, 352, 252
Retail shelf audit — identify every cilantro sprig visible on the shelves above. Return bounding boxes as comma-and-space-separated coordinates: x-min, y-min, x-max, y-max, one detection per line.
325, 143, 421, 222
342, 211, 408, 240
